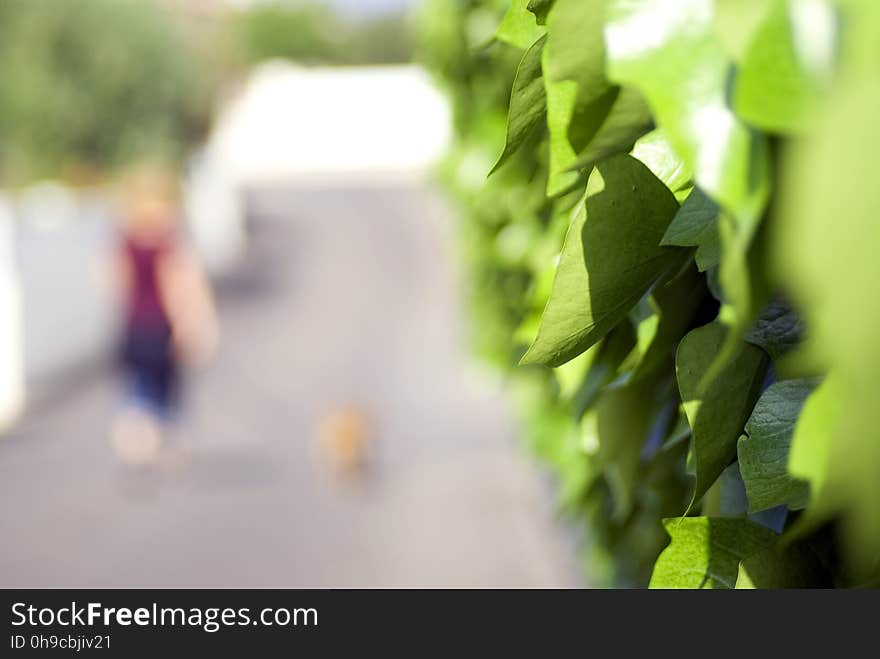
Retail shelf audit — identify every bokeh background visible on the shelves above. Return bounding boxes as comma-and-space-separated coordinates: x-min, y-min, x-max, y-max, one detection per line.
0, 0, 581, 587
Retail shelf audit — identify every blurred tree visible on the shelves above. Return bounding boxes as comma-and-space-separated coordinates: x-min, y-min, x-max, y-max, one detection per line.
233, 1, 414, 66
0, 0, 213, 185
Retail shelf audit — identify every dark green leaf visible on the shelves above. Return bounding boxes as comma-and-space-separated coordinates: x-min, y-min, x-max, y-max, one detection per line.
676, 323, 769, 504
631, 262, 706, 382
745, 297, 806, 361
736, 540, 834, 588
568, 87, 654, 170
521, 154, 683, 367
570, 321, 637, 419
738, 379, 817, 513
661, 187, 721, 272
596, 376, 672, 518
527, 0, 555, 25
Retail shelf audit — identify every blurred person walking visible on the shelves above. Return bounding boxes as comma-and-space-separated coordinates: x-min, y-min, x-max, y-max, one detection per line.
110, 164, 218, 467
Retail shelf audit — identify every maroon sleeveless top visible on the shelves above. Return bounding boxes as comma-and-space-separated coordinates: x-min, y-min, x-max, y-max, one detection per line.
123, 235, 172, 334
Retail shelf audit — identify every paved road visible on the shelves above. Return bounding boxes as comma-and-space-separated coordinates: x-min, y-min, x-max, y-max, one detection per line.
0, 182, 578, 587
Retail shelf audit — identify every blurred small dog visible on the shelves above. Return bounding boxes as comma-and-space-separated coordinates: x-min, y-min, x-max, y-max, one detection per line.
313, 404, 373, 475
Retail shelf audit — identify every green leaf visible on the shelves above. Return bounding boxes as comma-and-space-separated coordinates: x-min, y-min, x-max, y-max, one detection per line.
631, 262, 706, 382
490, 35, 547, 175
496, 0, 546, 49
776, 53, 880, 569
735, 540, 834, 589
650, 517, 777, 588
596, 376, 673, 518
569, 320, 637, 419
521, 154, 682, 367
527, 0, 555, 25
787, 375, 838, 509
713, 0, 773, 62
568, 87, 654, 170
604, 0, 770, 225
661, 187, 720, 272
676, 323, 769, 504
738, 379, 817, 513
543, 0, 609, 103
542, 75, 585, 196
745, 298, 806, 362
734, 0, 833, 133
605, 0, 771, 365
542, 0, 651, 195
630, 129, 692, 198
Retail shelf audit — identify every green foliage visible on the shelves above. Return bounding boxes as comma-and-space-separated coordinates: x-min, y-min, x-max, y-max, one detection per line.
651, 517, 777, 589
677, 323, 768, 505
234, 2, 414, 66
522, 154, 682, 367
738, 379, 815, 513
421, 0, 880, 586
0, 0, 212, 184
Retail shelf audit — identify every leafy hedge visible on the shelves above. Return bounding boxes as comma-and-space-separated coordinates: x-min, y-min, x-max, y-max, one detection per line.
419, 0, 880, 587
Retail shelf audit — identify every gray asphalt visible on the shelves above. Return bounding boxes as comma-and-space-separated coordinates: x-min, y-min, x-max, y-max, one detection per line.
0, 182, 579, 587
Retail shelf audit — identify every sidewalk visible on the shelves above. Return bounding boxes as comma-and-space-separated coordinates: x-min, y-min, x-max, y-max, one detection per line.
0, 181, 579, 587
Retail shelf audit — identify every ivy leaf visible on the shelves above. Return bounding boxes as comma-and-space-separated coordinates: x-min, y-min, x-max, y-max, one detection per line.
496, 0, 546, 49
776, 56, 880, 570
569, 87, 654, 169
661, 187, 720, 272
650, 517, 777, 588
745, 297, 806, 362
541, 0, 616, 196
787, 375, 838, 512
596, 376, 673, 518
676, 323, 769, 504
631, 262, 706, 382
713, 0, 773, 62
569, 320, 637, 419
604, 0, 770, 225
543, 0, 609, 104
490, 35, 547, 175
605, 0, 771, 370
734, 0, 832, 133
735, 540, 834, 588
543, 76, 588, 196
542, 0, 655, 191
527, 0, 555, 25
630, 129, 692, 198
738, 379, 817, 513
521, 154, 682, 367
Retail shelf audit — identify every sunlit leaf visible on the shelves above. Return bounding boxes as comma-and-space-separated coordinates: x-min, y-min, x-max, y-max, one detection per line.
650, 517, 777, 588
496, 0, 546, 49
604, 0, 770, 224
521, 154, 683, 367
734, 0, 834, 133
490, 35, 547, 175
629, 129, 692, 198
776, 51, 880, 569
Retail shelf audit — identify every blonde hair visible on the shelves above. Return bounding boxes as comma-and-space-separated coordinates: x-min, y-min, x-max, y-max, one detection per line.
117, 162, 181, 232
